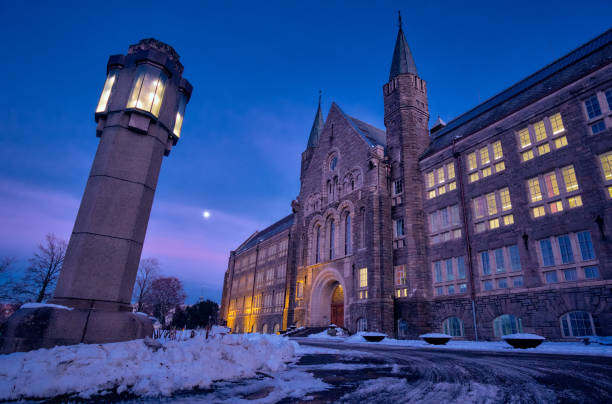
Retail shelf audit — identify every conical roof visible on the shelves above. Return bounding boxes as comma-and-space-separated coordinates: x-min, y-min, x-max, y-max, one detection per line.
389, 13, 418, 80
306, 95, 325, 148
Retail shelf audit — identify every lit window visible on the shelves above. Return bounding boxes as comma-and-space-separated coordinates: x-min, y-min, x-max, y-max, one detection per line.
395, 265, 406, 285
495, 161, 505, 172
482, 167, 492, 178
480, 148, 490, 165
522, 150, 534, 162
500, 188, 511, 211
172, 93, 187, 138
549, 200, 563, 213
127, 64, 168, 118
560, 311, 595, 337
554, 136, 568, 149
534, 121, 547, 141
538, 143, 550, 155
486, 192, 497, 215
591, 121, 606, 134
426, 172, 435, 188
584, 266, 599, 279
96, 69, 119, 113
359, 267, 368, 288
600, 152, 612, 180
359, 290, 368, 299
519, 128, 531, 148
493, 314, 523, 337
492, 141, 503, 160
438, 185, 446, 195
550, 113, 565, 134
469, 172, 479, 183
448, 181, 457, 191
568, 196, 582, 208
467, 153, 477, 171
584, 96, 602, 119
443, 317, 464, 337
528, 178, 543, 202
562, 165, 579, 192
447, 163, 455, 179
543, 172, 560, 196
297, 281, 304, 298
489, 218, 500, 229
503, 214, 514, 225
532, 206, 545, 218
437, 167, 445, 184
545, 271, 558, 284
428, 190, 436, 199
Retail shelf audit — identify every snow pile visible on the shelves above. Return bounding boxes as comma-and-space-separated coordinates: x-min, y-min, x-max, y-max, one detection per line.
306, 326, 346, 339
419, 333, 451, 339
20, 303, 73, 310
345, 332, 386, 343
0, 334, 297, 400
502, 333, 545, 340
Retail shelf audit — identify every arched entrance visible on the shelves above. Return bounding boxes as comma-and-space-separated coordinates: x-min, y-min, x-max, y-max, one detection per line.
331, 285, 344, 327
309, 268, 347, 327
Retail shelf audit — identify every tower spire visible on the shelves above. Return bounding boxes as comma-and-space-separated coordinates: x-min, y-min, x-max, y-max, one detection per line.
389, 11, 417, 80
307, 92, 325, 148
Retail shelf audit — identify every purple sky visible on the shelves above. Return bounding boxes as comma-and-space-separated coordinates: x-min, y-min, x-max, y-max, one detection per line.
1, 1, 611, 303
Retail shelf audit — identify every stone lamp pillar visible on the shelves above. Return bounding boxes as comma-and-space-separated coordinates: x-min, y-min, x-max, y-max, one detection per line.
0, 39, 192, 353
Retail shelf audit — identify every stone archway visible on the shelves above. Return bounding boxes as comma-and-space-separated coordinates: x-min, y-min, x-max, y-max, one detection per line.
309, 268, 346, 327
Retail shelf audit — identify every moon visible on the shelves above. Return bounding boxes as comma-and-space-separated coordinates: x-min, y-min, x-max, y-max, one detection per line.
203, 211, 210, 219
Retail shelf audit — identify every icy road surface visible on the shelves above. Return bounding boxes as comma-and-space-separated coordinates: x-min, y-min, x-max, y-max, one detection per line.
113, 338, 612, 404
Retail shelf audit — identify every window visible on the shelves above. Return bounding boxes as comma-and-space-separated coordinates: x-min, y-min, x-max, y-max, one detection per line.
497, 278, 508, 289
607, 90, 612, 109
96, 69, 119, 113
425, 161, 456, 199
356, 317, 368, 332
483, 280, 493, 291
512, 276, 523, 288
446, 259, 454, 281
436, 287, 444, 296
344, 214, 352, 255
494, 248, 505, 273
577, 231, 595, 261
563, 268, 577, 281
459, 283, 467, 293
173, 93, 187, 138
509, 245, 521, 271
442, 317, 464, 337
395, 265, 406, 286
472, 188, 514, 233
448, 285, 455, 295
297, 281, 304, 298
466, 141, 505, 184
528, 178, 542, 202
517, 113, 568, 161
481, 251, 491, 275
591, 120, 606, 134
329, 220, 335, 259
493, 314, 523, 337
394, 218, 405, 238
428, 205, 461, 245
539, 239, 555, 267
528, 166, 582, 218
315, 226, 321, 263
398, 319, 409, 338
550, 113, 565, 134
599, 152, 612, 198
434, 261, 443, 282
330, 156, 338, 171
585, 96, 602, 119
359, 267, 368, 288
457, 256, 466, 279
274, 323, 280, 334
545, 271, 558, 284
393, 179, 403, 195
560, 311, 595, 337
557, 235, 574, 264
584, 266, 599, 279
127, 64, 167, 117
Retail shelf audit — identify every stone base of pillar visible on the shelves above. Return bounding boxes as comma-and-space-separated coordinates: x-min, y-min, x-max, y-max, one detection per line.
0, 306, 153, 354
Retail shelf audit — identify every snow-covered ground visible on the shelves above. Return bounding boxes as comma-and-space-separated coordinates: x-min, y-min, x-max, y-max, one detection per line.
306, 334, 612, 356
0, 333, 296, 401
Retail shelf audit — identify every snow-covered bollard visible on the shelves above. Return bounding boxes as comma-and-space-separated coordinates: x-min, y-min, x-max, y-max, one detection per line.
361, 332, 387, 342
419, 333, 452, 345
502, 333, 545, 349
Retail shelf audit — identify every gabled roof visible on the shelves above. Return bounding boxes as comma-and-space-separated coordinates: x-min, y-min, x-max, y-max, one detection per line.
422, 28, 612, 159
307, 96, 325, 148
332, 102, 386, 148
389, 15, 417, 80
235, 214, 294, 254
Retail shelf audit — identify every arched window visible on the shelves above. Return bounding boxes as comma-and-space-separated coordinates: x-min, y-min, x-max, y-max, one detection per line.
397, 319, 409, 338
251, 323, 257, 333
560, 311, 596, 337
274, 323, 280, 334
442, 317, 464, 337
329, 219, 335, 259
493, 314, 523, 337
357, 317, 368, 332
345, 214, 352, 255
262, 323, 268, 334
315, 226, 321, 263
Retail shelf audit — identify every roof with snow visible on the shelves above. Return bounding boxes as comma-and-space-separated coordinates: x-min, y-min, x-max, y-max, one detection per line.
333, 102, 386, 148
422, 28, 612, 159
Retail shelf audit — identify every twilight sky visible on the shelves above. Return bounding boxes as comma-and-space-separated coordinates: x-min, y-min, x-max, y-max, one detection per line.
0, 0, 611, 304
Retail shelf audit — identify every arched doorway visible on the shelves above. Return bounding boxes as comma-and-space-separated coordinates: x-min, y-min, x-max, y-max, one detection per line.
331, 285, 344, 327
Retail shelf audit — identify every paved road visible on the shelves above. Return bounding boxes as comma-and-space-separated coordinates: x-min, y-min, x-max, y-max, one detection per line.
284, 338, 612, 404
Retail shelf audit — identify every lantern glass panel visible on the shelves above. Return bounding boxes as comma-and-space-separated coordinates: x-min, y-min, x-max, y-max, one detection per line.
173, 93, 187, 137
96, 69, 119, 113
127, 64, 167, 117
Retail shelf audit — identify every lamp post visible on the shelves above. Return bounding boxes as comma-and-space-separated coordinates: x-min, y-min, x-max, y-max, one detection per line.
0, 39, 192, 353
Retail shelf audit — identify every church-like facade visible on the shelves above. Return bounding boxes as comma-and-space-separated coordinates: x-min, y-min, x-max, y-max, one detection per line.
220, 23, 612, 340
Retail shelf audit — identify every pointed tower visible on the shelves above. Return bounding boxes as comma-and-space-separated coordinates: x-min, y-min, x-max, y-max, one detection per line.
383, 12, 431, 333
301, 93, 325, 176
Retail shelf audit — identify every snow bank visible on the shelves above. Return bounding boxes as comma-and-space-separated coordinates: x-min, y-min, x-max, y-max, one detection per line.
20, 303, 73, 310
0, 334, 297, 400
502, 333, 545, 340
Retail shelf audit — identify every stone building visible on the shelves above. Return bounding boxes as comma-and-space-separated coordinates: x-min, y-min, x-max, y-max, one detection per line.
220, 24, 612, 340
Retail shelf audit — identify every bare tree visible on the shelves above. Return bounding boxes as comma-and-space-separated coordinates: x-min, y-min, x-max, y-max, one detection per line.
133, 257, 160, 312
0, 257, 16, 301
146, 277, 186, 328
13, 233, 67, 303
